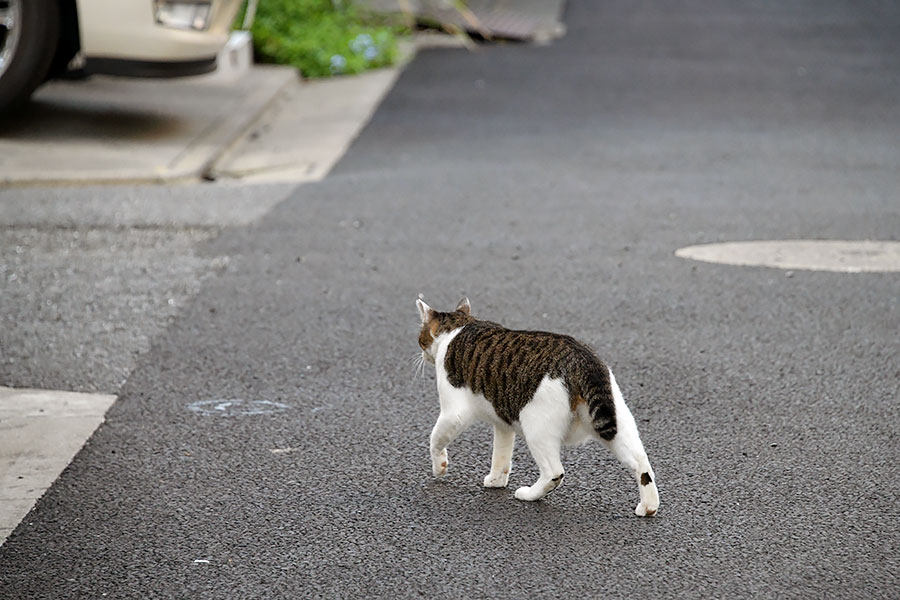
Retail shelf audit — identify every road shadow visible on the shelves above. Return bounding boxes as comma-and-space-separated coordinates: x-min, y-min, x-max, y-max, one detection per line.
0, 97, 183, 143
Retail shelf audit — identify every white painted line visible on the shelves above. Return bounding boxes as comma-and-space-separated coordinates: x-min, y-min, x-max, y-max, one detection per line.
0, 387, 116, 546
675, 240, 900, 273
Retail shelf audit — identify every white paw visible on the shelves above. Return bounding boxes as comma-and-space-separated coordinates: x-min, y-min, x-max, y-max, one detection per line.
635, 501, 658, 517
514, 486, 540, 501
432, 450, 448, 477
483, 470, 510, 488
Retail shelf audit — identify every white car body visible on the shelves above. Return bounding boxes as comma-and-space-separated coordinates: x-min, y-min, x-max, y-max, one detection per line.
79, 0, 243, 66
0, 0, 247, 113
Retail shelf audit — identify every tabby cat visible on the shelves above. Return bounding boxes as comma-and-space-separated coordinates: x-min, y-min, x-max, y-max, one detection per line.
416, 297, 660, 516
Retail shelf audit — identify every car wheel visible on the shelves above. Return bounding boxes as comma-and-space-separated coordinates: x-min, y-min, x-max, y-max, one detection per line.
0, 0, 60, 115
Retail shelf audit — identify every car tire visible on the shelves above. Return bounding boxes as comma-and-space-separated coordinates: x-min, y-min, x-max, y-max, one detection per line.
0, 0, 60, 115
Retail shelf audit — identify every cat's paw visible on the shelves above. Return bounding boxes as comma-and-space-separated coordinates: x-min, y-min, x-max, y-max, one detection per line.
483, 470, 509, 488
635, 501, 658, 517
431, 449, 448, 477
514, 486, 540, 501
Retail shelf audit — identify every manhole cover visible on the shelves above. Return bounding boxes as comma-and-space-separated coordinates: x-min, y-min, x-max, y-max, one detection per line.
187, 399, 292, 417
675, 240, 900, 273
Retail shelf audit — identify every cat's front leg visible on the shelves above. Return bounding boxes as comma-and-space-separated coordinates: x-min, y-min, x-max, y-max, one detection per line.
432, 448, 448, 477
483, 425, 515, 488
429, 411, 468, 477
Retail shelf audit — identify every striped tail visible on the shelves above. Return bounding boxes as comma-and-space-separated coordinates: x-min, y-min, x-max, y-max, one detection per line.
581, 364, 617, 440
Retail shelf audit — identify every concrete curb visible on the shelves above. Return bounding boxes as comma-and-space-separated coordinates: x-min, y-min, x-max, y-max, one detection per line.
167, 69, 299, 184
0, 34, 433, 188
208, 67, 405, 184
207, 38, 432, 184
0, 66, 297, 188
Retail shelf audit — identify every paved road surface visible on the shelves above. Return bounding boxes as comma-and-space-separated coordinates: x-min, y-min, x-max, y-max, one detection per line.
2, 0, 898, 597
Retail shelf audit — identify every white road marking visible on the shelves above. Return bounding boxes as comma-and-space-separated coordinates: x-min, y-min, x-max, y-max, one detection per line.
186, 399, 292, 417
269, 447, 300, 455
0, 387, 116, 546
675, 240, 900, 273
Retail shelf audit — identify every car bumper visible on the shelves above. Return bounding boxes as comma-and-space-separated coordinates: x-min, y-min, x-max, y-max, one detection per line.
84, 56, 218, 78
77, 0, 243, 74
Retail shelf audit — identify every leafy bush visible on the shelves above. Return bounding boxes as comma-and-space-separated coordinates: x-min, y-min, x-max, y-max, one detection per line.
244, 0, 407, 78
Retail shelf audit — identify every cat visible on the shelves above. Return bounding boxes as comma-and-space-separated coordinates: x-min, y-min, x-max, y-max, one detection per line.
416, 296, 660, 516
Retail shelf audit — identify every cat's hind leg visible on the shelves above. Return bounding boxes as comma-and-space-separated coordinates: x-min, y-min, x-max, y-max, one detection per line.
483, 425, 515, 488
604, 369, 660, 516
514, 377, 570, 501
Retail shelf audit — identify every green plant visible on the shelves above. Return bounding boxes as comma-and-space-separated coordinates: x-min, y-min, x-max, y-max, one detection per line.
242, 0, 407, 78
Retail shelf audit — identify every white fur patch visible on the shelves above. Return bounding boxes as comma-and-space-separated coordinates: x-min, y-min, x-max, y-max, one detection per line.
518, 376, 572, 439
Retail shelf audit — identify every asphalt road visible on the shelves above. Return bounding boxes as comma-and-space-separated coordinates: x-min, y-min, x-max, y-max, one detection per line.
2, 0, 899, 597
0, 183, 294, 393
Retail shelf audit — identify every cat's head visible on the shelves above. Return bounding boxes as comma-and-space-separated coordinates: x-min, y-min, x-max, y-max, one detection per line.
416, 296, 473, 363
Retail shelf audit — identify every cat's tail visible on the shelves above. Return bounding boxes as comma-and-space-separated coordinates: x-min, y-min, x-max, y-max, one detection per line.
580, 365, 618, 441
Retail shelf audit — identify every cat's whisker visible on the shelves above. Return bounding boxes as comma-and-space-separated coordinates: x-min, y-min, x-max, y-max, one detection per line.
411, 353, 427, 382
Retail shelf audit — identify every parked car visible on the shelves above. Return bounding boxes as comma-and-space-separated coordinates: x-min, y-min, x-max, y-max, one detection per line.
0, 0, 244, 114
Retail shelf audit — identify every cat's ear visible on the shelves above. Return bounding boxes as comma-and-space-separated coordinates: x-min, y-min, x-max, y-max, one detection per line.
416, 297, 435, 324
455, 297, 471, 315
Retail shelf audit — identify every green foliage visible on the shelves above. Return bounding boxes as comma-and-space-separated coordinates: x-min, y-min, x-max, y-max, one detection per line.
243, 0, 407, 78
